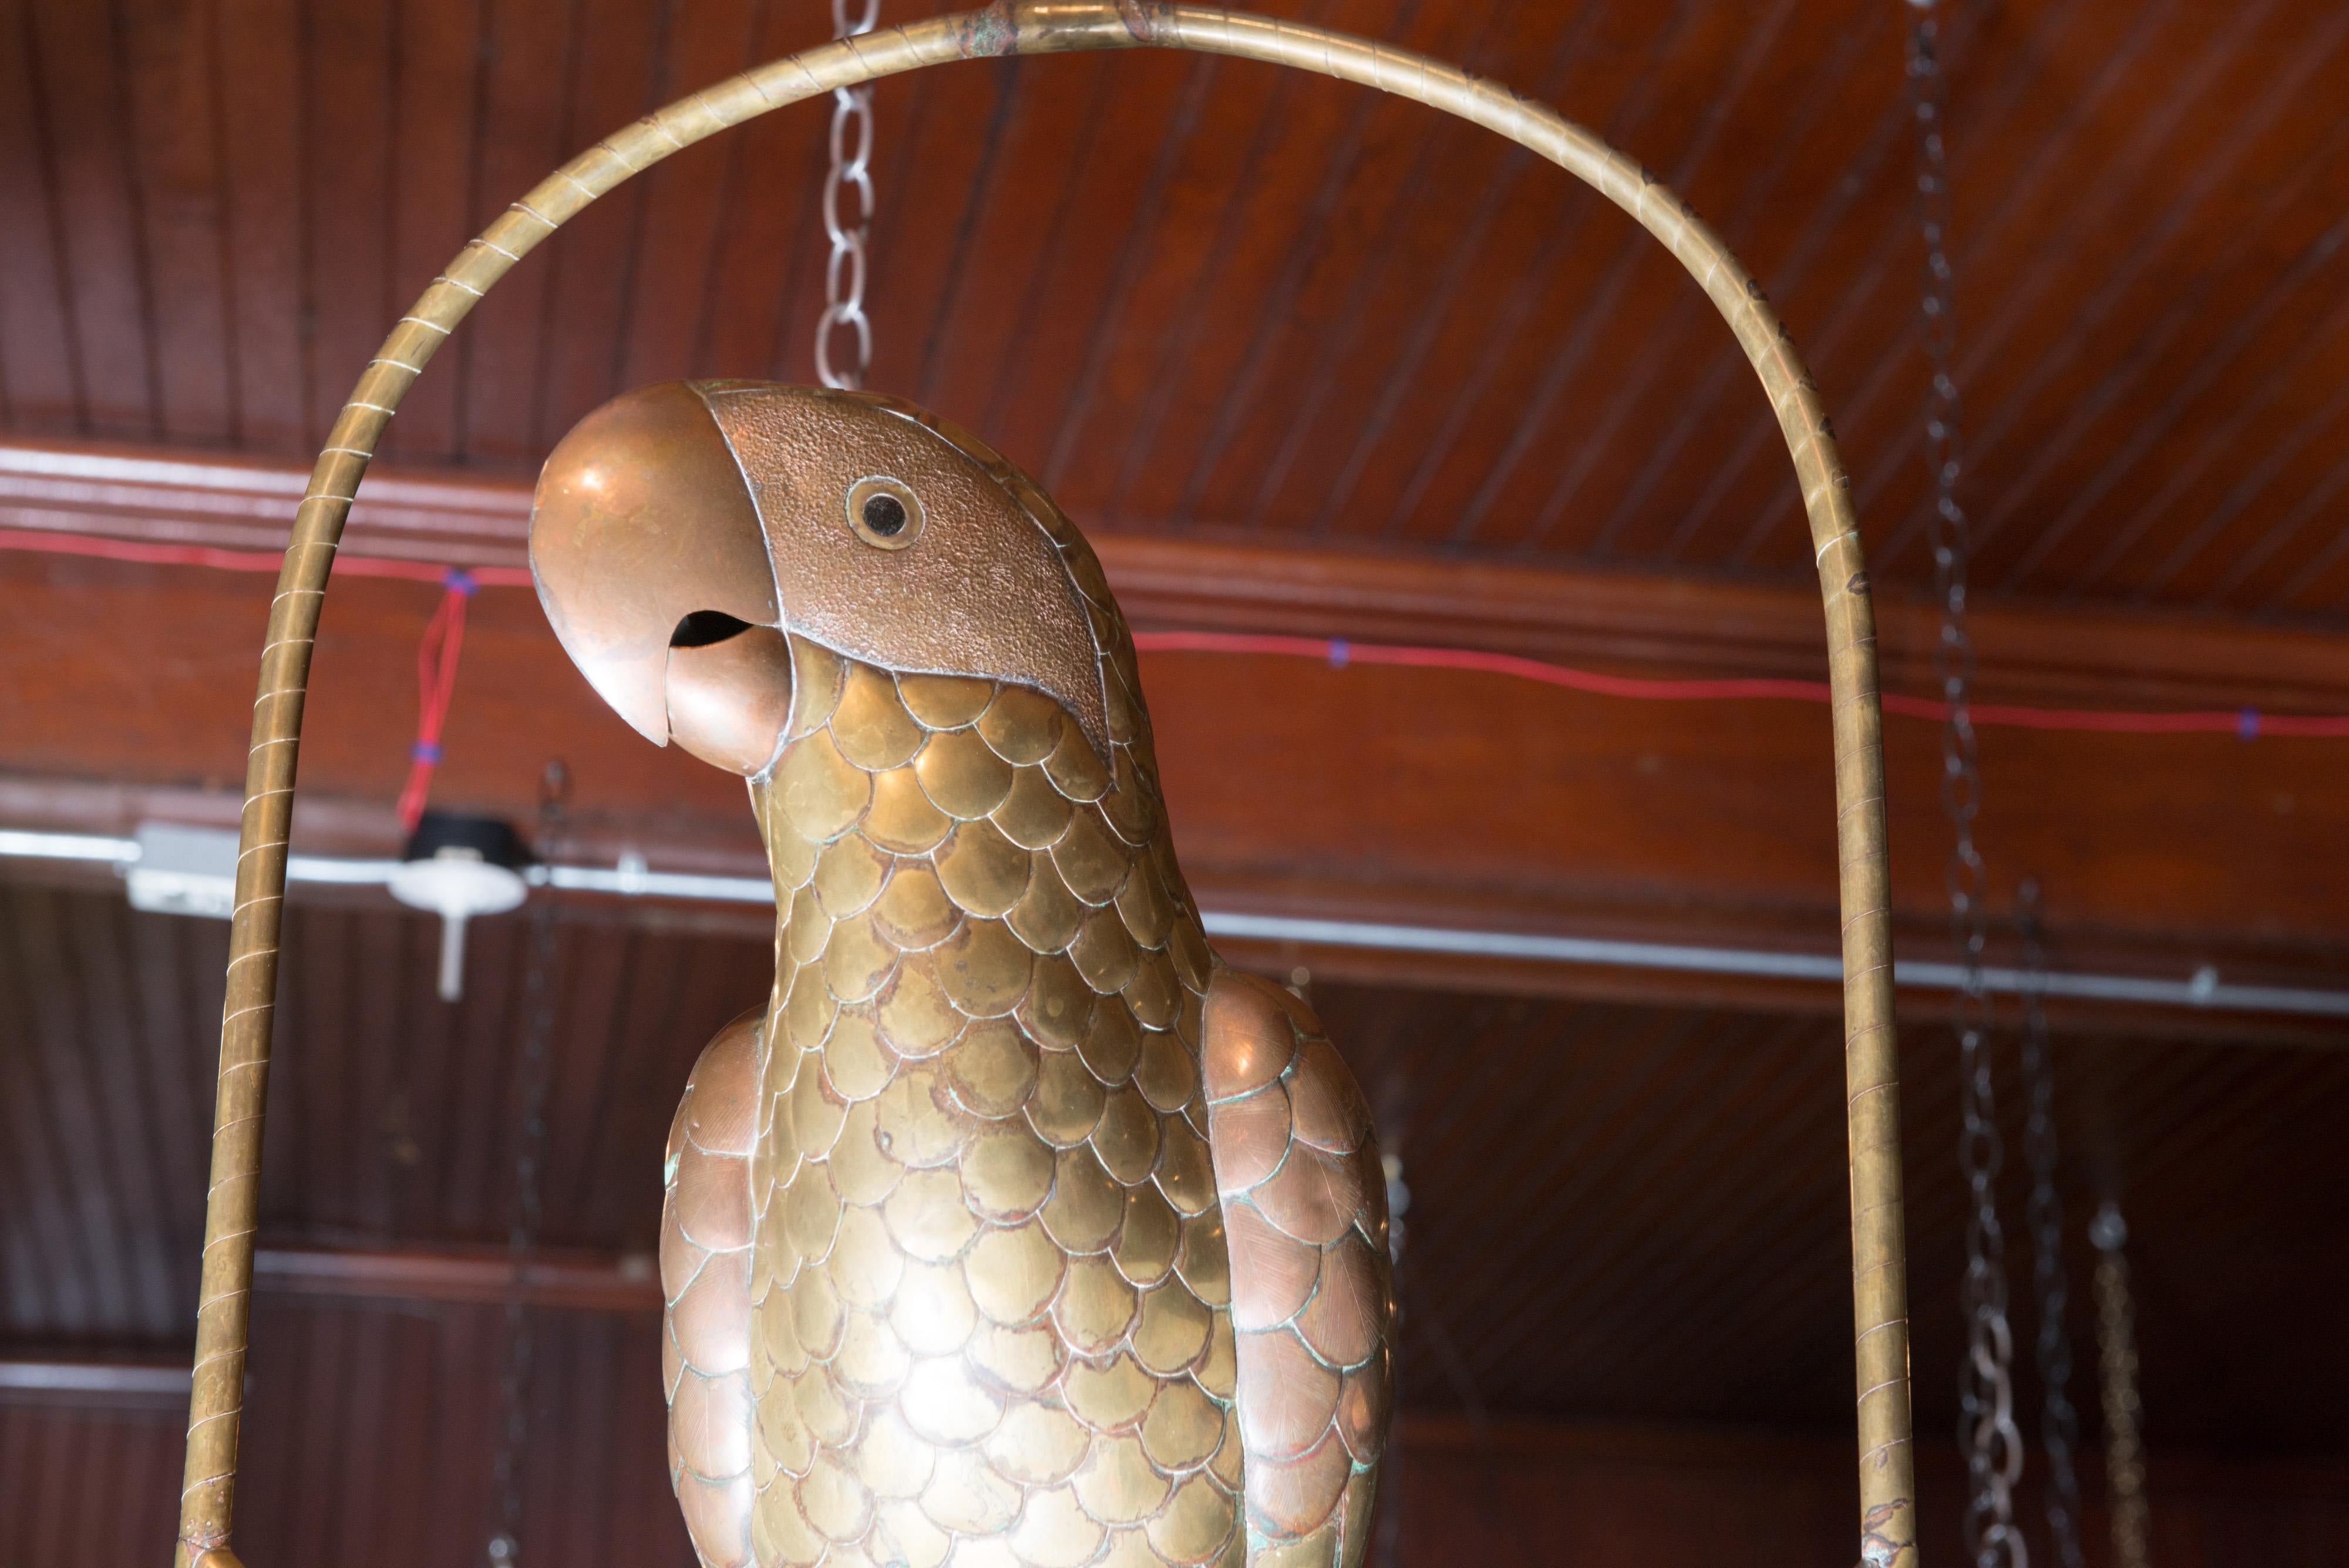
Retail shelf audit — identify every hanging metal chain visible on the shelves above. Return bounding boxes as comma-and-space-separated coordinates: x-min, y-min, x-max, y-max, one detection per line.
816, 0, 880, 389
1906, 7, 2025, 1564
2018, 883, 2088, 1568
2091, 1204, 2151, 1568
484, 762, 571, 1568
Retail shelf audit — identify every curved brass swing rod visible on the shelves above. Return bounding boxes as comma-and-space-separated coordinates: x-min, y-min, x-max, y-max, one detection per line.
176, 5, 1916, 1564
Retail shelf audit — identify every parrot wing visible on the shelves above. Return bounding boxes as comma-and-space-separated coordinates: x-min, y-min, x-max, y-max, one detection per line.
660, 1008, 762, 1567
1202, 970, 1394, 1567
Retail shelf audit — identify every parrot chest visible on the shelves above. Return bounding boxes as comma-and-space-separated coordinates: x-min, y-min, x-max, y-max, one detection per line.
734, 644, 1243, 1566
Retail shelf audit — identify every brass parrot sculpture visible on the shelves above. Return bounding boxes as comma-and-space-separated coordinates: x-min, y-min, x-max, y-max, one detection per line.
527, 381, 1395, 1568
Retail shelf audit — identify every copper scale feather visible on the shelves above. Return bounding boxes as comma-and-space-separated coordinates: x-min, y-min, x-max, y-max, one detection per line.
527, 381, 1395, 1568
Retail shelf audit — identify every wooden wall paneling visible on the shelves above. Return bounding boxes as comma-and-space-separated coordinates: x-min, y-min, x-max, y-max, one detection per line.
55, 886, 183, 1336
8, 1386, 2348, 1567
428, 912, 528, 1241
120, 901, 214, 1326
0, 1401, 188, 1567
2, 885, 150, 1337
7, 514, 2349, 982
5, 891, 2348, 1448
0, 898, 81, 1333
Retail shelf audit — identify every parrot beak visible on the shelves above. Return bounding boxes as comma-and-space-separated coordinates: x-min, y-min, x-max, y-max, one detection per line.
530, 382, 795, 776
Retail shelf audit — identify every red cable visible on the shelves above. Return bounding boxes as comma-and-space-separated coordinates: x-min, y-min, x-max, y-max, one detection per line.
1125, 630, 2349, 739
0, 526, 535, 586
393, 573, 474, 833
6, 527, 2345, 740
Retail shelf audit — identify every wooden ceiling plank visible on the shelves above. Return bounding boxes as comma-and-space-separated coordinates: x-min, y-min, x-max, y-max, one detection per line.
855, 47, 1016, 397
881, 44, 1094, 418
1723, 0, 2185, 575
2258, 449, 2349, 617
1039, 18, 1298, 505
0, 0, 83, 433
303, 0, 399, 450
689, 4, 825, 390
1599, 0, 1898, 566
907, 55, 1028, 408
1341, 0, 1704, 550
1855, 0, 2316, 576
61, 890, 181, 1338
613, 0, 764, 393
1248, 9, 1561, 538
1650, 0, 1951, 570
213, 0, 308, 452
1179, 0, 1515, 532
2083, 268, 2349, 605
980, 49, 1207, 465
0, 886, 139, 1337
1968, 44, 2349, 595
379, 0, 493, 462
1504, 0, 1805, 560
1122, 0, 1430, 524
1227, 0, 1563, 536
453, 0, 585, 466
526, 0, 672, 456
24, 0, 159, 441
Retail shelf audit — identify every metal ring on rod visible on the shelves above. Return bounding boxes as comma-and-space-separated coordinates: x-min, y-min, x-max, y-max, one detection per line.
174, 5, 1917, 1565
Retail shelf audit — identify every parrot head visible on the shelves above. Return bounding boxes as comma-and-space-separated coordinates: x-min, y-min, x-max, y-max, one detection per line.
529, 381, 1112, 778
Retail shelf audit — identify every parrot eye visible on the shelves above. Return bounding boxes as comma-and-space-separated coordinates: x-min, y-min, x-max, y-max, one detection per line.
846, 475, 924, 551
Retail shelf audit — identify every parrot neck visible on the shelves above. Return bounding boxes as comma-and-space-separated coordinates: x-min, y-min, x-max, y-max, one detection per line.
746, 773, 823, 1027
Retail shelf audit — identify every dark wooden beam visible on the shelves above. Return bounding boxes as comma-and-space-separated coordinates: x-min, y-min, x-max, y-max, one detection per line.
11, 435, 2349, 711
5, 438, 2347, 1021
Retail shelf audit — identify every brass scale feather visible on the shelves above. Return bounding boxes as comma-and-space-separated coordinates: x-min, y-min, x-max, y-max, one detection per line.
175, 7, 1916, 1567
640, 387, 1394, 1568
